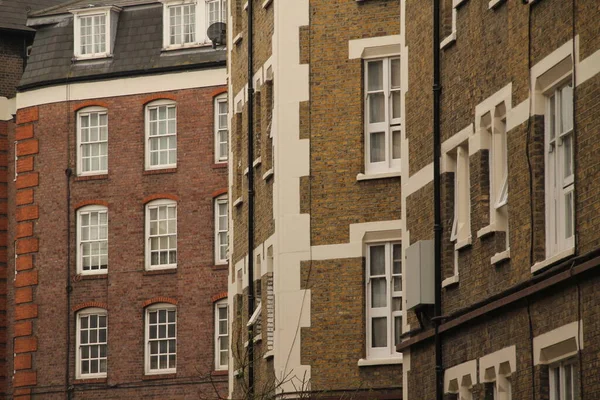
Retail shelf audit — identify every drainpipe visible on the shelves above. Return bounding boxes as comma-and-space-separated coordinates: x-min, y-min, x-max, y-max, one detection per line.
246, 0, 255, 398
65, 167, 73, 400
432, 1, 444, 400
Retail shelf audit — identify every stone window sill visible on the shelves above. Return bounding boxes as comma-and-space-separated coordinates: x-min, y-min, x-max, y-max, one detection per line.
442, 274, 459, 288
488, 0, 506, 9
233, 33, 243, 45
262, 168, 274, 181
143, 268, 177, 276
73, 377, 107, 385
477, 223, 497, 239
454, 236, 472, 251
73, 273, 108, 281
213, 162, 228, 169
75, 174, 108, 182
356, 171, 401, 181
491, 248, 510, 265
358, 356, 402, 367
233, 197, 243, 208
143, 168, 177, 176
531, 247, 575, 274
440, 32, 456, 50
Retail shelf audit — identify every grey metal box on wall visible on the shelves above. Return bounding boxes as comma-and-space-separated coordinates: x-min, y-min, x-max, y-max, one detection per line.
405, 240, 435, 310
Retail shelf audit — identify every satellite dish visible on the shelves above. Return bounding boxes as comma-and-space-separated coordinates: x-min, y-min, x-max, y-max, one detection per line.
207, 22, 227, 49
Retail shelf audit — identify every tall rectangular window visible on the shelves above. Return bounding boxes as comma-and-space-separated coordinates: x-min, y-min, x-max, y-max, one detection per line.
545, 82, 574, 257
207, 0, 227, 26
215, 94, 229, 162
78, 108, 108, 175
366, 242, 402, 359
146, 101, 177, 169
451, 144, 471, 245
76, 309, 108, 378
215, 299, 229, 370
146, 200, 177, 270
215, 195, 228, 264
146, 305, 177, 374
169, 4, 196, 45
549, 359, 579, 400
77, 206, 108, 275
79, 14, 106, 55
364, 56, 401, 174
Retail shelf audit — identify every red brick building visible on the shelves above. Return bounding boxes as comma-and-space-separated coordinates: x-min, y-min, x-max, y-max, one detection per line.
8, 0, 230, 398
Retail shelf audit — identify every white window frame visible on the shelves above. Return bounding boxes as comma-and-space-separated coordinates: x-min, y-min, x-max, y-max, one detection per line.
145, 303, 177, 375
77, 106, 108, 176
365, 242, 402, 360
214, 298, 228, 371
76, 308, 108, 379
214, 93, 229, 163
364, 56, 401, 175
450, 143, 471, 247
549, 358, 578, 400
76, 205, 108, 275
214, 195, 228, 265
206, 0, 227, 28
161, 0, 214, 50
145, 100, 177, 170
145, 199, 177, 271
72, 7, 115, 60
545, 80, 575, 258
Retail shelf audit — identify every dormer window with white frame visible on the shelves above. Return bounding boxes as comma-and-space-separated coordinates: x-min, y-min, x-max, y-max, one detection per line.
72, 6, 120, 60
161, 0, 226, 50
364, 56, 401, 175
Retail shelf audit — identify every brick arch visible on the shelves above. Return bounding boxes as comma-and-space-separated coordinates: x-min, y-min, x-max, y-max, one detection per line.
143, 194, 180, 204
211, 292, 228, 303
72, 302, 108, 313
142, 297, 178, 308
74, 200, 109, 210
142, 94, 178, 106
211, 88, 227, 98
73, 101, 109, 112
211, 188, 227, 198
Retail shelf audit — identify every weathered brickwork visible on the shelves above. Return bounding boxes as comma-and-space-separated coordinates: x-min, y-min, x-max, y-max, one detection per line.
7, 87, 229, 398
404, 0, 600, 399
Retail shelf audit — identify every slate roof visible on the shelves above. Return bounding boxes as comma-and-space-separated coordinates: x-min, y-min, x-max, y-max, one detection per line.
30, 0, 156, 17
20, 1, 226, 90
0, 0, 67, 31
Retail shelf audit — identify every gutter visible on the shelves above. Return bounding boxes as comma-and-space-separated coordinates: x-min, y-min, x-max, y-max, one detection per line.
16, 61, 227, 93
397, 250, 600, 352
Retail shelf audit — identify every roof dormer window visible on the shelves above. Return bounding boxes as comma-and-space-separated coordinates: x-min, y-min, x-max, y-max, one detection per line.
161, 0, 226, 50
71, 6, 121, 60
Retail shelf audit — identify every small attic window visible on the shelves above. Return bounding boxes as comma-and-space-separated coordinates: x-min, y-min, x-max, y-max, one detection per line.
71, 6, 121, 60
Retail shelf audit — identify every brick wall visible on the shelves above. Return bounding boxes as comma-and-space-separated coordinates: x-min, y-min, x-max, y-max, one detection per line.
7, 85, 229, 398
404, 0, 600, 398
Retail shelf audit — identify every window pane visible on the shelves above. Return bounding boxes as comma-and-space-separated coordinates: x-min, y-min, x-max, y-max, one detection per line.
563, 133, 573, 179
549, 94, 556, 141
565, 191, 574, 239
392, 91, 401, 120
390, 58, 400, 88
561, 84, 573, 134
368, 93, 385, 123
367, 61, 383, 91
552, 367, 561, 400
392, 296, 402, 311
371, 278, 387, 308
394, 316, 401, 346
371, 317, 387, 348
370, 131, 385, 163
392, 130, 401, 159
565, 364, 573, 400
369, 245, 385, 276
393, 276, 402, 293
